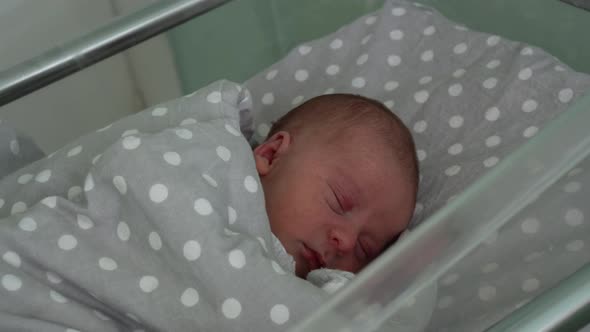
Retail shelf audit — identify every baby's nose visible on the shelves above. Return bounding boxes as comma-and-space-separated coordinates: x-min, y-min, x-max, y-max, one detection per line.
328, 227, 357, 254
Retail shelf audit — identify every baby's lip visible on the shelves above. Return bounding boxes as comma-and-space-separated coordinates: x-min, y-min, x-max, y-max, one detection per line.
302, 244, 326, 271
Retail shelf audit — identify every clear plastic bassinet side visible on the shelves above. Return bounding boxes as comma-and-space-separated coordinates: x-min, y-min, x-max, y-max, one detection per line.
290, 91, 590, 332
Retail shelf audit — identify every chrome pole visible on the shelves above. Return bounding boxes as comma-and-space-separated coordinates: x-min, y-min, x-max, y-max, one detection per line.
0, 0, 233, 107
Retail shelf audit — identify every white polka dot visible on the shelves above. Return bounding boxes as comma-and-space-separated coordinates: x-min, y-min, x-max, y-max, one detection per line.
485, 107, 500, 121
326, 64, 340, 76
50, 290, 68, 303
522, 99, 538, 112
364, 15, 377, 25
566, 240, 584, 252
453, 43, 467, 54
522, 278, 540, 292
149, 184, 168, 203
224, 227, 239, 236
449, 115, 464, 128
18, 217, 37, 232
175, 128, 193, 140
262, 93, 274, 105
151, 107, 167, 117
228, 206, 237, 224
356, 53, 369, 65
122, 136, 141, 150
523, 126, 539, 138
419, 76, 432, 85
416, 149, 427, 161
46, 271, 62, 284
442, 273, 459, 286
17, 173, 33, 184
555, 65, 566, 72
487, 35, 500, 46
486, 135, 501, 147
483, 77, 498, 89
92, 154, 102, 165
423, 25, 436, 35
521, 47, 534, 56
361, 34, 372, 45
389, 29, 404, 40
292, 95, 304, 105
244, 176, 259, 193
330, 38, 343, 49
414, 90, 429, 104
99, 257, 117, 271
181, 288, 199, 307
448, 143, 463, 155
564, 181, 581, 193
11, 202, 27, 215
222, 298, 241, 319
207, 91, 222, 104
77, 214, 94, 230
521, 217, 540, 234
181, 118, 197, 126
518, 68, 533, 80
67, 145, 82, 157
35, 170, 51, 183
122, 129, 139, 137
163, 151, 181, 165
384, 81, 399, 91
194, 198, 213, 216
113, 176, 127, 195
486, 59, 501, 69
564, 208, 584, 226
445, 165, 461, 176
228, 249, 246, 269
117, 221, 130, 241
437, 296, 454, 309
271, 260, 286, 274
448, 83, 463, 97
392, 7, 406, 16
478, 285, 496, 301
2, 274, 22, 291
183, 240, 202, 261
9, 140, 20, 155
256, 123, 270, 138
2, 251, 21, 268
421, 50, 434, 62
387, 54, 402, 67
384, 100, 395, 109
84, 174, 95, 192
149, 231, 162, 251
351, 77, 366, 88
198, 173, 217, 188
481, 262, 499, 274
257, 237, 268, 252
58, 235, 78, 251
298, 45, 312, 55
484, 156, 500, 168
266, 69, 278, 80
270, 304, 290, 325
452, 69, 466, 78
558, 88, 573, 103
139, 276, 159, 293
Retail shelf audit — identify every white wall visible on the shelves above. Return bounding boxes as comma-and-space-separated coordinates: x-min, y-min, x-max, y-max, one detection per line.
0, 0, 182, 153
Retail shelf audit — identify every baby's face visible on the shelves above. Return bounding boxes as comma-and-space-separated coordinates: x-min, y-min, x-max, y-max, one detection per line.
255, 130, 415, 278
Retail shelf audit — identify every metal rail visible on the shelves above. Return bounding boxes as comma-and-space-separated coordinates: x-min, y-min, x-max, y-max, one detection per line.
0, 0, 233, 107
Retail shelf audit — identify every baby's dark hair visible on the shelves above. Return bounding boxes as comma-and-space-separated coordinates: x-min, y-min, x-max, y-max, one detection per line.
267, 94, 419, 195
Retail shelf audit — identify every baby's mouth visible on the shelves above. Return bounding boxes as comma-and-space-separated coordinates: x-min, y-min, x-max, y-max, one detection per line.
302, 243, 326, 271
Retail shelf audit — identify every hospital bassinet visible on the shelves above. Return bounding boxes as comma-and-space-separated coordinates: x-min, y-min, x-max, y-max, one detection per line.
1, 0, 589, 331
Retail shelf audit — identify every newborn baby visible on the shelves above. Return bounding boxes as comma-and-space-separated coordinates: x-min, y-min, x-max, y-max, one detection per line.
253, 94, 419, 278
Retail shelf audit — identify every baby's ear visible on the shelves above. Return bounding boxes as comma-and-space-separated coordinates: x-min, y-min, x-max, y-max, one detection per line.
253, 131, 291, 176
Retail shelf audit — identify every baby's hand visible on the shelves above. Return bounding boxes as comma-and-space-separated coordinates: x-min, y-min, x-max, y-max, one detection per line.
306, 268, 355, 294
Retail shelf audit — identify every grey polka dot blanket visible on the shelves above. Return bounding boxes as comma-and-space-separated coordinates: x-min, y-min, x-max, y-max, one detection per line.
0, 81, 326, 331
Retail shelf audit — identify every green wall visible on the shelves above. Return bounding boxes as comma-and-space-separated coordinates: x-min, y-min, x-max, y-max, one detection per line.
168, 0, 590, 94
